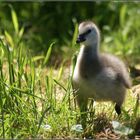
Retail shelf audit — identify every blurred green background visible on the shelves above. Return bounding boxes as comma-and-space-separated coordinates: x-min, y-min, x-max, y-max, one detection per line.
0, 2, 140, 65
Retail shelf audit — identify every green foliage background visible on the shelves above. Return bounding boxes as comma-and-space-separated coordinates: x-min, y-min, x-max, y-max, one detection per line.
0, 2, 139, 56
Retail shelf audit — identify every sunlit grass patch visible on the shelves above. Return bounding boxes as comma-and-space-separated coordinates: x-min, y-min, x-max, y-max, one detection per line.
0, 37, 139, 138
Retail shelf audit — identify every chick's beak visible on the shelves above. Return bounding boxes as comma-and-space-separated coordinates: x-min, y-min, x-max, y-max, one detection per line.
76, 35, 86, 43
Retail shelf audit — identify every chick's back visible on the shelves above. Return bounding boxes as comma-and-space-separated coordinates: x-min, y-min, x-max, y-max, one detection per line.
99, 53, 131, 88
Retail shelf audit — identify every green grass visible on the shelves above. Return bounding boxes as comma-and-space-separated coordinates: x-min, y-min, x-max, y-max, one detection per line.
0, 6, 140, 139
0, 33, 140, 139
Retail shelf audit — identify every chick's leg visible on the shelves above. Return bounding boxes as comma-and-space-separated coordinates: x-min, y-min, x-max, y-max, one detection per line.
115, 104, 121, 115
76, 95, 88, 129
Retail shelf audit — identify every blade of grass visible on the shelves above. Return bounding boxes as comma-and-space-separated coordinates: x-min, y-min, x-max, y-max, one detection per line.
10, 6, 19, 34
37, 106, 51, 133
71, 23, 78, 48
43, 42, 55, 66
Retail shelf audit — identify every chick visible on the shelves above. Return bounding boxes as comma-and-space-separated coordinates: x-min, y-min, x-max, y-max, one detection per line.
72, 21, 131, 127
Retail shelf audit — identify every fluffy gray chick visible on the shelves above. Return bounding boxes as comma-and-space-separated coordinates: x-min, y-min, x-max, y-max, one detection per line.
72, 21, 131, 121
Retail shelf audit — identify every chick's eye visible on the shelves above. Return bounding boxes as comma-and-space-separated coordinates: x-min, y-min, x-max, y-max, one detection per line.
87, 29, 91, 34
